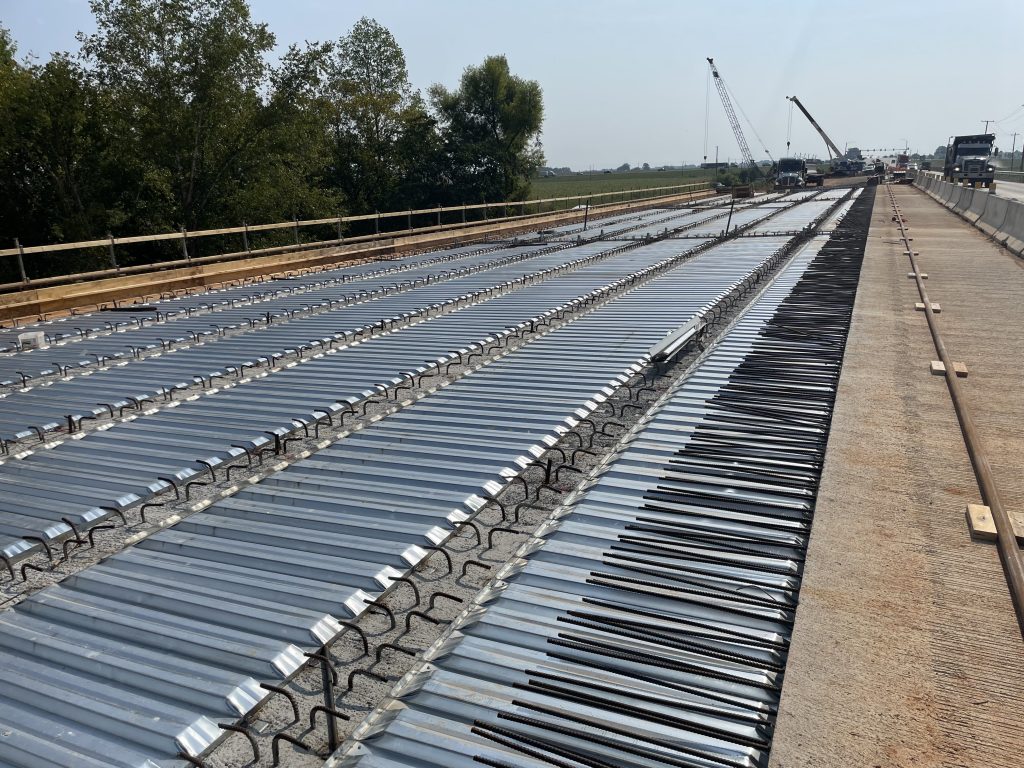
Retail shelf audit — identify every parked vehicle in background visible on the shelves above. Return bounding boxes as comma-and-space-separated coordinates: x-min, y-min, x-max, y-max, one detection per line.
943, 134, 996, 187
804, 165, 824, 187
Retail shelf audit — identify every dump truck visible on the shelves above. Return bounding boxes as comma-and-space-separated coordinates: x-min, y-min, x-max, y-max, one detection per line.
775, 157, 806, 190
943, 134, 995, 187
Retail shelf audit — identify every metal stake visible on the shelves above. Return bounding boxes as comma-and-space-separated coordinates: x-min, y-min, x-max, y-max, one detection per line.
13, 238, 28, 283
107, 233, 119, 270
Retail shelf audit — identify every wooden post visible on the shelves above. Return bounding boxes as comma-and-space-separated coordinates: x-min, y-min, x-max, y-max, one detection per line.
242, 221, 250, 253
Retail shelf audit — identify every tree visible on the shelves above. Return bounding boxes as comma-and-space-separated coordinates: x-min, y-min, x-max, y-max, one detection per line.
78, 0, 294, 232
641, 162, 650, 170
616, 163, 631, 172
323, 18, 418, 212
0, 29, 114, 274
391, 92, 443, 209
430, 55, 543, 203
1, 9, 553, 276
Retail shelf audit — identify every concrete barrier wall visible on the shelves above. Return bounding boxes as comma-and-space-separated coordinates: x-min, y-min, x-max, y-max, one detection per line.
1000, 199, 1024, 253
938, 179, 956, 206
949, 185, 971, 210
977, 195, 1009, 238
914, 173, 1024, 258
965, 188, 989, 222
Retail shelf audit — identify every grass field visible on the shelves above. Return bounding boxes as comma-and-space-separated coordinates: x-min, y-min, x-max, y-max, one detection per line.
527, 168, 715, 201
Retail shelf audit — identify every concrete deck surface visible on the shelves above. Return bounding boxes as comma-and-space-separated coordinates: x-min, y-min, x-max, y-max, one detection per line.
769, 184, 1024, 768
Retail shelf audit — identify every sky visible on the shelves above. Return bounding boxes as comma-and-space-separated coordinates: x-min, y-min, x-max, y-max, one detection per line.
3, 0, 1024, 168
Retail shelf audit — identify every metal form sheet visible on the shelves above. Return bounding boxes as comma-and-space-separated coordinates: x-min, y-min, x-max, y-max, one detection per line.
0, 208, 832, 765
0, 242, 621, 443
0, 245, 551, 386
1, 233, 748, 563
329, 198, 870, 768
547, 207, 713, 241
0, 208, 706, 434
0, 207, 673, 355
0, 243, 502, 353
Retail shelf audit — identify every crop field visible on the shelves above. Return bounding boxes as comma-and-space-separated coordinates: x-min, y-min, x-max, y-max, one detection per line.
528, 168, 715, 200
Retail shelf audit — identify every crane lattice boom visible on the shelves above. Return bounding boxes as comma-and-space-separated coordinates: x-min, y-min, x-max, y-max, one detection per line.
706, 58, 758, 172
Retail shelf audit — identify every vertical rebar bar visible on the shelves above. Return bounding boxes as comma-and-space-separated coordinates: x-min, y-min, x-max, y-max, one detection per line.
319, 650, 338, 751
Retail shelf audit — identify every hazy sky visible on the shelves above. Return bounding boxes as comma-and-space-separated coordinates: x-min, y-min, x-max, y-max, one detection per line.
4, 0, 1024, 168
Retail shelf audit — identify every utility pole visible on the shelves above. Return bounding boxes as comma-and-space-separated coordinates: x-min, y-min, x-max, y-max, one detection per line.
1010, 132, 1020, 165
983, 119, 994, 133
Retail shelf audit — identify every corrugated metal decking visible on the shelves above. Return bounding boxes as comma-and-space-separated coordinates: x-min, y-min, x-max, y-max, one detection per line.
0, 205, 693, 356
0, 228, 744, 562
329, 189, 871, 768
0, 194, 845, 766
0, 209, 726, 441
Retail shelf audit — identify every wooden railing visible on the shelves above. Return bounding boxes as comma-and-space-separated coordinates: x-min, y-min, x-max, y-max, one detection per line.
1, 182, 710, 288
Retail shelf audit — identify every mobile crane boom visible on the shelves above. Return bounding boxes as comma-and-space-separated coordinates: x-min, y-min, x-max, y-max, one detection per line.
787, 95, 843, 160
707, 58, 763, 176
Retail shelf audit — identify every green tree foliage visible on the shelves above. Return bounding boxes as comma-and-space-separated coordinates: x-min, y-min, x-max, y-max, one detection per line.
0, 4, 545, 280
79, 0, 338, 232
325, 18, 417, 212
1, 35, 105, 247
430, 55, 544, 203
